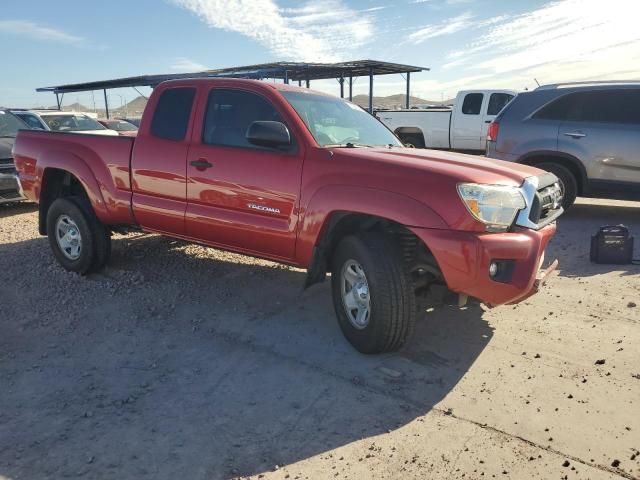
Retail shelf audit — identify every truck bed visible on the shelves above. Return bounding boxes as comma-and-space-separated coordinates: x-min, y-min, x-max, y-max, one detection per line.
14, 130, 135, 225
376, 110, 452, 149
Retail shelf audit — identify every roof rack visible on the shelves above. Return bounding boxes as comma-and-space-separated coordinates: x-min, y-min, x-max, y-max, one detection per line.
536, 80, 640, 90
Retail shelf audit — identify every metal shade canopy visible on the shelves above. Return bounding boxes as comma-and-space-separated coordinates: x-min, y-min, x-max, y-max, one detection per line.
37, 59, 429, 117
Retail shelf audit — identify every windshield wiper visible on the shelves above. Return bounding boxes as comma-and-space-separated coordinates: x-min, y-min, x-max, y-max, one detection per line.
324, 142, 372, 148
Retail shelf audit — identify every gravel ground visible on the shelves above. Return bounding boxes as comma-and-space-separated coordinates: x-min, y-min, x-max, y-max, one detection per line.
0, 198, 639, 480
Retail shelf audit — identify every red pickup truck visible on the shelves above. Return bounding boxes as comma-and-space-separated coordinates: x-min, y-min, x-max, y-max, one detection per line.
14, 78, 562, 353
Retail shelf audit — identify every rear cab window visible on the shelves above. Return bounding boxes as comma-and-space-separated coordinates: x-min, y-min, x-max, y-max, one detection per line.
151, 87, 196, 141
487, 93, 515, 116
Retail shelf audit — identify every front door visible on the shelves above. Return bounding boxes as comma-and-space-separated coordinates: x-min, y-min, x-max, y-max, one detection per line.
185, 87, 303, 261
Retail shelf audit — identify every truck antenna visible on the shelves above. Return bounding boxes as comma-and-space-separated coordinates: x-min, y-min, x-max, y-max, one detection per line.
534, 78, 541, 87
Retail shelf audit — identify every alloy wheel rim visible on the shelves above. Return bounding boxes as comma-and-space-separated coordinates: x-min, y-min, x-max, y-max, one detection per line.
55, 215, 82, 260
340, 259, 371, 329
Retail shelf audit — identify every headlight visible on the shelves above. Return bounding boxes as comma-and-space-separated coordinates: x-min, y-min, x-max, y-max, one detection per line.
457, 183, 526, 232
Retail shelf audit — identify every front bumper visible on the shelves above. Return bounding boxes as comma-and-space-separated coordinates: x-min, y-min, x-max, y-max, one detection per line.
410, 223, 557, 306
0, 170, 26, 204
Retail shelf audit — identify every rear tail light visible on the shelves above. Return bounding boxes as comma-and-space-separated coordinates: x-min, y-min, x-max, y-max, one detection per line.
487, 121, 500, 142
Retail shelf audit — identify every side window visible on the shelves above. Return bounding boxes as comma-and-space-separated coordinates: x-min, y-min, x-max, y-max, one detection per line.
533, 94, 577, 121
202, 89, 284, 149
487, 93, 514, 116
535, 90, 640, 124
461, 93, 483, 115
573, 90, 640, 125
150, 87, 195, 141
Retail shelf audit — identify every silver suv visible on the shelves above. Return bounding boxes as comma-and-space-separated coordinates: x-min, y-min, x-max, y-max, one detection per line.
486, 82, 640, 208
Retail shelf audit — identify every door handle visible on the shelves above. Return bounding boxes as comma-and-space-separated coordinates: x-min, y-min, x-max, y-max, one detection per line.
190, 158, 213, 169
484, 120, 492, 123
563, 132, 586, 139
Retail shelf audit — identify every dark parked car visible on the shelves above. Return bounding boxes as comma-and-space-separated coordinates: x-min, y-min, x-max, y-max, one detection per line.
486, 81, 640, 208
97, 119, 138, 137
0, 109, 28, 203
118, 117, 141, 128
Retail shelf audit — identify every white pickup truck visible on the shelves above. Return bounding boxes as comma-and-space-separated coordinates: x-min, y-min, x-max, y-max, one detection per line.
377, 90, 516, 152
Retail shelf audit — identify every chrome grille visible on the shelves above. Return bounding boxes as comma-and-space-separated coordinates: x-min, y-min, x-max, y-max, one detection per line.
516, 174, 564, 230
0, 158, 15, 173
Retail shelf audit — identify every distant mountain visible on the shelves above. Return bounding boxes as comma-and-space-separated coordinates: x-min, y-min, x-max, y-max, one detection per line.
45, 102, 91, 112
116, 96, 147, 117
352, 94, 454, 110
44, 96, 148, 119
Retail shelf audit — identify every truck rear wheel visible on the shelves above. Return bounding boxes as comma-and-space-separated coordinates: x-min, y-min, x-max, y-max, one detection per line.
331, 233, 416, 353
46, 196, 111, 275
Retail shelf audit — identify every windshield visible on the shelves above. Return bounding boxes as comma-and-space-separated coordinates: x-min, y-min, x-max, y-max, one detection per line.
104, 120, 137, 131
15, 112, 46, 130
281, 91, 402, 147
41, 114, 106, 132
0, 111, 28, 138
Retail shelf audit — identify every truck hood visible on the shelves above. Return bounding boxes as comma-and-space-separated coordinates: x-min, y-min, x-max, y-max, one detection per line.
328, 146, 547, 231
333, 147, 541, 187
0, 137, 15, 160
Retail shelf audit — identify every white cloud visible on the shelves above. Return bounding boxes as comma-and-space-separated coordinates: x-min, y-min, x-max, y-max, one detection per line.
0, 20, 84, 45
171, 57, 209, 71
407, 12, 473, 44
441, 0, 640, 89
170, 0, 375, 62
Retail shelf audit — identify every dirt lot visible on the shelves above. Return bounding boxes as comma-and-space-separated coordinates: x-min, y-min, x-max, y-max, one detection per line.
0, 198, 639, 480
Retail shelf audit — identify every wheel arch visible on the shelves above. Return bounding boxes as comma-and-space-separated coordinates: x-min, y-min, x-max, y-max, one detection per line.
518, 151, 588, 194
38, 159, 107, 235
304, 211, 431, 288
393, 127, 426, 147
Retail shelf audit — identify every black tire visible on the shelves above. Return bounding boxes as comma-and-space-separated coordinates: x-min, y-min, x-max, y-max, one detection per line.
331, 233, 416, 354
46, 196, 111, 275
535, 162, 578, 209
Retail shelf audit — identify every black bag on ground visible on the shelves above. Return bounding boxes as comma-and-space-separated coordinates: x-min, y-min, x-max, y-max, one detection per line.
590, 225, 634, 265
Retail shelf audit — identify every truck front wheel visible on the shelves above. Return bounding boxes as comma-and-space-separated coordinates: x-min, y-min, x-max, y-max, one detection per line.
331, 233, 416, 353
46, 197, 111, 275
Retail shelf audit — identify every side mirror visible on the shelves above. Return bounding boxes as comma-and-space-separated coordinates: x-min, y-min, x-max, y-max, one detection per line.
246, 121, 291, 149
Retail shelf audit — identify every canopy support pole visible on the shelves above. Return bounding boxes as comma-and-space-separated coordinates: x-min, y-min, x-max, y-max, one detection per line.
103, 89, 110, 119
368, 68, 374, 113
406, 72, 411, 109
339, 77, 344, 98
349, 77, 353, 101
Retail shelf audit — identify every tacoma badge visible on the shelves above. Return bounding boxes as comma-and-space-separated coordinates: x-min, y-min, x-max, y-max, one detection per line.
247, 203, 280, 214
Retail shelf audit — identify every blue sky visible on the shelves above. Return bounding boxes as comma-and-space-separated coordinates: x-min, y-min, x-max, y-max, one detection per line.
1, 0, 638, 108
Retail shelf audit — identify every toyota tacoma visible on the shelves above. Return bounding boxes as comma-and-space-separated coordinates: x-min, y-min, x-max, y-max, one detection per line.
14, 79, 562, 353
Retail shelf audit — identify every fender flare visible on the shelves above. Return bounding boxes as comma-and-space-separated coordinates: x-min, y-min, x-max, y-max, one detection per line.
37, 150, 110, 222
296, 185, 448, 267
